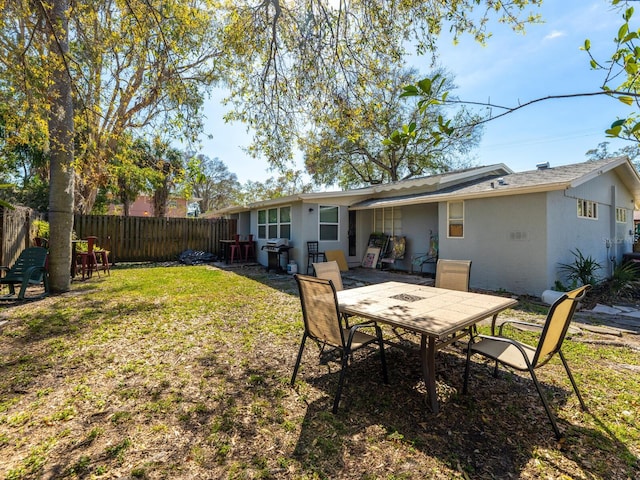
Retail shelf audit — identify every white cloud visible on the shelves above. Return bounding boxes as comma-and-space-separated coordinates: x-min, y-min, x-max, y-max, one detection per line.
544, 30, 566, 41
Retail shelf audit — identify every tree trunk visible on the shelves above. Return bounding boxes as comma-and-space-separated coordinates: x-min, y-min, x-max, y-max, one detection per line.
46, 0, 74, 293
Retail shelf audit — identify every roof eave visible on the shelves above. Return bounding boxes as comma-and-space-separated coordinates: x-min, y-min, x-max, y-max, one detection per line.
571, 157, 640, 209
348, 183, 570, 210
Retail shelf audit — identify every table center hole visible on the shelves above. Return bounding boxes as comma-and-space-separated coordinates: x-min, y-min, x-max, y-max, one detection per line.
389, 293, 424, 302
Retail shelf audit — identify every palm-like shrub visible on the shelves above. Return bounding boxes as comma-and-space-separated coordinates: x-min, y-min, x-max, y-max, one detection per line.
558, 249, 602, 287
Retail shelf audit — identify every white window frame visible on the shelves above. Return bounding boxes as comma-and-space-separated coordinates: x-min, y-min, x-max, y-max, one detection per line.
319, 205, 339, 241
577, 199, 598, 220
279, 206, 291, 239
447, 201, 464, 238
374, 207, 402, 236
257, 210, 267, 239
615, 207, 627, 223
257, 206, 292, 239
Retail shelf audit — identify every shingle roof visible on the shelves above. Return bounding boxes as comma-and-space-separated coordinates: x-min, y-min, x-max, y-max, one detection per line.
350, 157, 640, 210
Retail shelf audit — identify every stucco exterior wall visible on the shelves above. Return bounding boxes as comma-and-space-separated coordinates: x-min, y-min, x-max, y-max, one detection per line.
548, 170, 636, 285
430, 169, 636, 295
355, 209, 373, 266
398, 204, 438, 273
292, 202, 350, 271
438, 193, 548, 295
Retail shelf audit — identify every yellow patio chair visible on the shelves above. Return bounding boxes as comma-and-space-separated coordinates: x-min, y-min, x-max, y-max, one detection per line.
290, 274, 388, 413
463, 284, 591, 439
435, 259, 472, 292
312, 260, 344, 291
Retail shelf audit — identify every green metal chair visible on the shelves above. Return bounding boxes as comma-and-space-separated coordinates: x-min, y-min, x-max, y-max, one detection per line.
0, 247, 49, 300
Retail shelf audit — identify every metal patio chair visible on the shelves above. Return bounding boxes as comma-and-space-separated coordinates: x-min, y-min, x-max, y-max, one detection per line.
312, 260, 344, 291
463, 284, 591, 439
291, 274, 388, 413
435, 259, 472, 292
306, 241, 325, 274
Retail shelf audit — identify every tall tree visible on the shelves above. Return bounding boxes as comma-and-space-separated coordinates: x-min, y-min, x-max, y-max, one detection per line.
301, 67, 480, 189
109, 135, 157, 216
46, 0, 75, 293
69, 0, 219, 213
217, 0, 541, 182
188, 155, 240, 214
148, 140, 184, 218
586, 141, 640, 170
1, 1, 220, 213
236, 170, 314, 205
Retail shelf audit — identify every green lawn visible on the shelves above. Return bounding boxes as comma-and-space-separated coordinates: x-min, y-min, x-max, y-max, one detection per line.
0, 265, 638, 479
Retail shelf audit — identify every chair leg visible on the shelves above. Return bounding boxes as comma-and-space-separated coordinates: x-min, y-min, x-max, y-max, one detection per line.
290, 333, 308, 385
98, 251, 110, 276
307, 256, 313, 275
17, 280, 29, 300
528, 367, 563, 439
558, 350, 588, 411
333, 349, 350, 413
91, 253, 100, 278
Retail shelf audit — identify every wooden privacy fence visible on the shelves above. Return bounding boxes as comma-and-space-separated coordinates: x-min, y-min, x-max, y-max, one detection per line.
73, 215, 237, 263
0, 206, 41, 268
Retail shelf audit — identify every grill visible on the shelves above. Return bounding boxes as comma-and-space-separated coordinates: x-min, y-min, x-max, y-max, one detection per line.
261, 239, 291, 272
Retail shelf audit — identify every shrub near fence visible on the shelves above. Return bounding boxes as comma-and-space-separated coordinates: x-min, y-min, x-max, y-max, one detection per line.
73, 215, 237, 263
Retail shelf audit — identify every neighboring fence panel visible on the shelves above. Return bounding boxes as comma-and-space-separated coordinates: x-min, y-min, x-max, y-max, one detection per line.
0, 206, 36, 267
73, 215, 237, 263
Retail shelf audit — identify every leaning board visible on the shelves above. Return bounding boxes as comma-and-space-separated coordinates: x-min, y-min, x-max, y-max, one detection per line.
325, 250, 349, 271
361, 247, 380, 268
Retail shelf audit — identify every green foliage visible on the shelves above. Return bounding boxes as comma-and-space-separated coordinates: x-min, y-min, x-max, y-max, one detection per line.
558, 249, 602, 286
1, 0, 220, 213
237, 170, 314, 205
302, 67, 480, 189
0, 183, 15, 209
583, 4, 640, 143
33, 220, 50, 239
186, 154, 241, 213
219, 0, 541, 183
381, 72, 481, 184
607, 261, 640, 299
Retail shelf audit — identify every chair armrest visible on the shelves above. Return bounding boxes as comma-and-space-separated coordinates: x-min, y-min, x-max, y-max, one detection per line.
348, 320, 377, 331
473, 334, 535, 369
345, 320, 382, 344
23, 265, 46, 282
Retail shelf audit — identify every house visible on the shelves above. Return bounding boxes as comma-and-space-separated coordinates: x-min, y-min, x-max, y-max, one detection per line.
220, 157, 640, 296
107, 195, 188, 218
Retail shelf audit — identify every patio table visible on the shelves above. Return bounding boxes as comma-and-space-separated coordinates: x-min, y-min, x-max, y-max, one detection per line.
336, 281, 518, 413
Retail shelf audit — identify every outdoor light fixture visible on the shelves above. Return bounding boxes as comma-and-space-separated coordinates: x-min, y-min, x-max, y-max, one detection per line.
308, 207, 314, 213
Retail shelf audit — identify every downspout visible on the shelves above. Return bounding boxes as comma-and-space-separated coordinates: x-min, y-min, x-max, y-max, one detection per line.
608, 185, 617, 277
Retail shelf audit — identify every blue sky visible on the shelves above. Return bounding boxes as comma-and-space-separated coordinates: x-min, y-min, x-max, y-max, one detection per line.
199, 0, 634, 184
